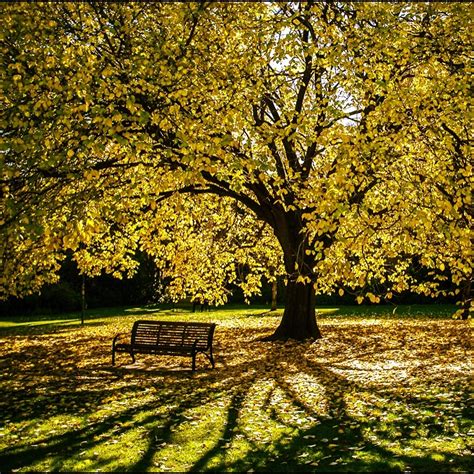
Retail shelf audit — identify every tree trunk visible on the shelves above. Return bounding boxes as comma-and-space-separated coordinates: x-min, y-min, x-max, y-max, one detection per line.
263, 279, 321, 340
259, 208, 324, 341
460, 279, 471, 320
80, 275, 86, 326
271, 279, 278, 311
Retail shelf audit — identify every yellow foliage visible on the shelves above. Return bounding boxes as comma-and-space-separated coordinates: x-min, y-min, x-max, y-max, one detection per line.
0, 2, 471, 318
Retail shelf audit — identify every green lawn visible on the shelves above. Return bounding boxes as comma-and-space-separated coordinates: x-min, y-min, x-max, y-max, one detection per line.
0, 304, 472, 472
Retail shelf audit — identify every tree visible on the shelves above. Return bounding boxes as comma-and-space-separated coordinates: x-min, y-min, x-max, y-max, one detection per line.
1, 2, 471, 339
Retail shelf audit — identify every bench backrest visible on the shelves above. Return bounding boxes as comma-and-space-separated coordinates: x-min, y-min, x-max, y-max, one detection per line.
131, 320, 215, 349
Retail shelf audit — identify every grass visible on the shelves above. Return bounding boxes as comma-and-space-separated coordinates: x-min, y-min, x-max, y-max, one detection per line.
0, 304, 472, 472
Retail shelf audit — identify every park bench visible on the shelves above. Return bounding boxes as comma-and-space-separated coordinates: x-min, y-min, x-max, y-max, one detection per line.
112, 320, 216, 371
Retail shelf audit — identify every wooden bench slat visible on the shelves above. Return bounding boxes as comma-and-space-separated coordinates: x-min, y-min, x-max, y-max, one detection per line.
112, 320, 216, 371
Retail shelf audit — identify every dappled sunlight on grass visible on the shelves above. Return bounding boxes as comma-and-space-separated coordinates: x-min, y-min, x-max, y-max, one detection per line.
0, 307, 471, 472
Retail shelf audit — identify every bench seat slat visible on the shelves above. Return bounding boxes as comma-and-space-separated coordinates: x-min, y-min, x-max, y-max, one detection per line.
112, 320, 216, 371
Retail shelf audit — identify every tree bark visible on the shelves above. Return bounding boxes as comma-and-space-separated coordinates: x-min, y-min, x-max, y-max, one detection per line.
460, 279, 471, 320
263, 279, 321, 340
80, 274, 86, 326
261, 209, 323, 341
271, 279, 278, 311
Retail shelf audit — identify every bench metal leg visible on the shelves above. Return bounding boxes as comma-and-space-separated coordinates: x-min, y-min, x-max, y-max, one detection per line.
112, 349, 115, 366
209, 347, 215, 368
192, 352, 196, 372
201, 349, 215, 369
130, 351, 135, 364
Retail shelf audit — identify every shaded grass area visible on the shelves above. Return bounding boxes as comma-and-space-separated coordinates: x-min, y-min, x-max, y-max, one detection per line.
0, 305, 472, 472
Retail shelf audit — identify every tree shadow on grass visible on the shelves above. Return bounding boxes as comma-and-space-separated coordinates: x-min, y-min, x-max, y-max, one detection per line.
0, 322, 471, 472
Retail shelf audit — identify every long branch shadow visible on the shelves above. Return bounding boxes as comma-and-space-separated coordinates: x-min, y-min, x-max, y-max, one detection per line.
1, 368, 222, 471
187, 382, 253, 472
183, 332, 471, 472
0, 322, 470, 472
198, 351, 470, 472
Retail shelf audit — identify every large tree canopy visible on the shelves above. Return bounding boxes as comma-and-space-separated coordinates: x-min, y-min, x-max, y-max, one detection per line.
1, 2, 472, 338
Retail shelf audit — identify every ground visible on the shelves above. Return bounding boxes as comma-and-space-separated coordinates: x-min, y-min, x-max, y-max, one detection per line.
0, 305, 472, 472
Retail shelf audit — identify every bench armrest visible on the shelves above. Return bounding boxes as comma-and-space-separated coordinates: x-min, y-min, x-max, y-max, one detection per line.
112, 333, 126, 347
